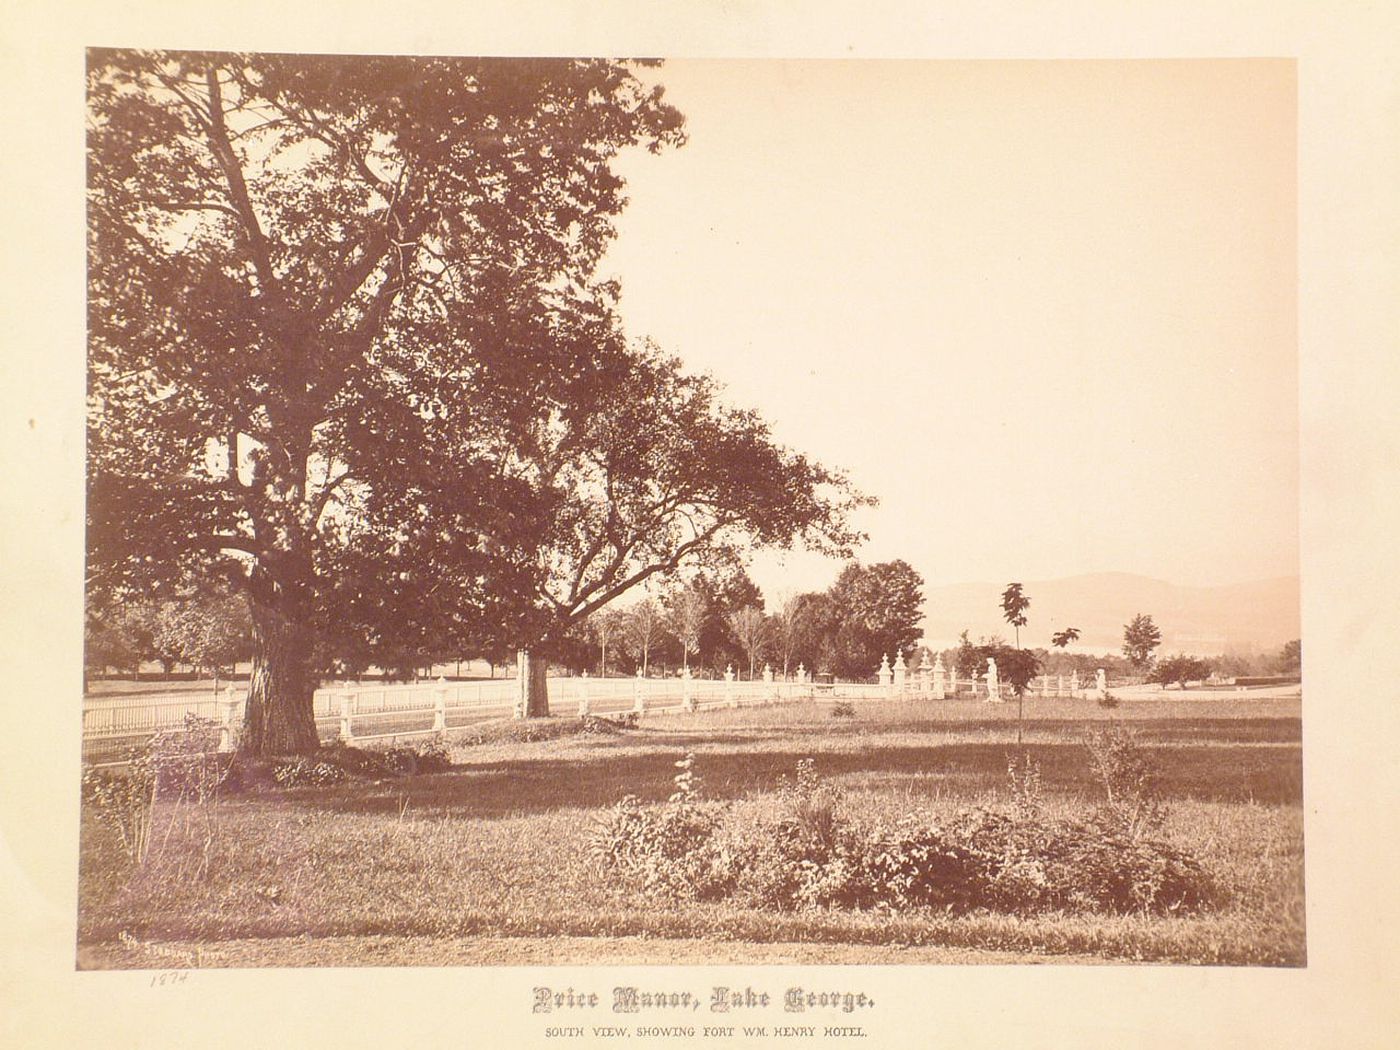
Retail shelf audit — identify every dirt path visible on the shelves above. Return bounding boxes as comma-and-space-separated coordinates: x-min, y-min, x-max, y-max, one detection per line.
78, 933, 1116, 969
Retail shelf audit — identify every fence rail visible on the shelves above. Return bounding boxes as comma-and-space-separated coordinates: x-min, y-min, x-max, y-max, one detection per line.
80, 659, 1110, 764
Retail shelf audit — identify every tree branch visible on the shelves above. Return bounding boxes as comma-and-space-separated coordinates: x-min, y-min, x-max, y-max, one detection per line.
564, 520, 732, 626
201, 67, 279, 298
191, 533, 265, 558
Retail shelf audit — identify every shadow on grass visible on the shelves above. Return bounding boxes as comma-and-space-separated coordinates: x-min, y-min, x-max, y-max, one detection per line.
289, 739, 1303, 820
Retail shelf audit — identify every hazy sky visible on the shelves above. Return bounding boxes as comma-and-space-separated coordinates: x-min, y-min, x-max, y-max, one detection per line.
599, 59, 1296, 597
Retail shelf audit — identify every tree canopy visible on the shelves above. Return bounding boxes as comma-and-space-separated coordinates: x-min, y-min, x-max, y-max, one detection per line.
774, 561, 923, 678
1150, 655, 1213, 689
87, 51, 686, 752
1122, 613, 1163, 669
480, 346, 867, 711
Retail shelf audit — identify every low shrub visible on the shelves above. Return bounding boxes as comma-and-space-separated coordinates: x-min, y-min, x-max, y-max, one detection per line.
81, 753, 157, 865
1048, 809, 1212, 914
580, 714, 626, 735
1083, 724, 1165, 837
150, 716, 230, 800
82, 716, 230, 867
592, 753, 1216, 918
590, 754, 730, 902
373, 738, 452, 777
456, 713, 637, 747
408, 739, 451, 774
252, 738, 455, 785
831, 701, 857, 719
270, 756, 348, 787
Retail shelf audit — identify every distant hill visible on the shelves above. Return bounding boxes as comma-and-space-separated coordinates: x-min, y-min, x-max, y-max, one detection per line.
920, 572, 1299, 656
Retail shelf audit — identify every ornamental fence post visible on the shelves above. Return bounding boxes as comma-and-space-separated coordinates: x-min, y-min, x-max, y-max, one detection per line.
218, 685, 241, 753
433, 677, 448, 733
339, 691, 354, 743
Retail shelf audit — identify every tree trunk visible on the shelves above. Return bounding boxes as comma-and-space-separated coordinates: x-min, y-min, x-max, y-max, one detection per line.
521, 649, 550, 718
241, 601, 320, 755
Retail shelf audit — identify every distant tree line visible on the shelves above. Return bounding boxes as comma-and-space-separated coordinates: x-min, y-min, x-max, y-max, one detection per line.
575, 559, 926, 681
85, 587, 252, 681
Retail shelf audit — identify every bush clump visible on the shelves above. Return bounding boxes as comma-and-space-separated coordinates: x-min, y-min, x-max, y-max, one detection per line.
592, 744, 1215, 917
257, 738, 452, 787
82, 753, 157, 865
372, 738, 452, 776
270, 756, 348, 787
590, 753, 729, 901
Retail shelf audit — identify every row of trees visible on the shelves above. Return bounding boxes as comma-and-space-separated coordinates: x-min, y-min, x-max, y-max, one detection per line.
579, 559, 926, 680
86, 53, 868, 754
85, 590, 252, 680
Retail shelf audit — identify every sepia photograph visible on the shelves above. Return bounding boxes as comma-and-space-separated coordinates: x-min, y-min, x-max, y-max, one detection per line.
78, 53, 1303, 970
4, 2, 1399, 1047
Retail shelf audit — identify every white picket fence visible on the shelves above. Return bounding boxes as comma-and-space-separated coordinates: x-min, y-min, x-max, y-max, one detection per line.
81, 664, 995, 764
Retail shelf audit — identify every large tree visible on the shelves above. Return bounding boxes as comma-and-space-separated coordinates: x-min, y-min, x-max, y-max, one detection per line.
86, 51, 685, 753
486, 346, 867, 714
825, 560, 925, 678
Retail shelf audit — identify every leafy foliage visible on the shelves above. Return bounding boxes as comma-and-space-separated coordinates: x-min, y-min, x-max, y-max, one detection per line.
1000, 583, 1030, 638
1122, 613, 1163, 668
1150, 655, 1213, 690
1083, 725, 1164, 836
951, 634, 1041, 696
793, 561, 925, 678
87, 51, 688, 752
270, 757, 349, 787
592, 754, 1214, 917
142, 591, 252, 675
82, 755, 157, 865
503, 346, 869, 717
589, 753, 729, 902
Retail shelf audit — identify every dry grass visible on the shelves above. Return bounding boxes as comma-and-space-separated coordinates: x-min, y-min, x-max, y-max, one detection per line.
77, 697, 1304, 967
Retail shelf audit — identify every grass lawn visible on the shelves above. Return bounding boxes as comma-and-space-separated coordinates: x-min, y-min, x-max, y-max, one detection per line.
76, 696, 1304, 968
